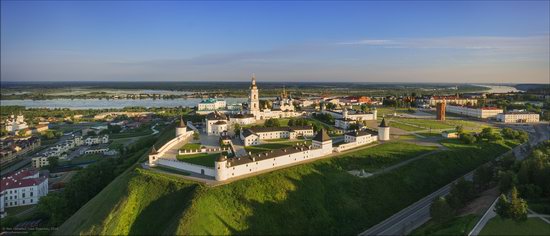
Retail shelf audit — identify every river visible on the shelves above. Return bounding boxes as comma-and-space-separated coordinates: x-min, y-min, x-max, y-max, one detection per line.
0, 98, 248, 110
474, 84, 522, 93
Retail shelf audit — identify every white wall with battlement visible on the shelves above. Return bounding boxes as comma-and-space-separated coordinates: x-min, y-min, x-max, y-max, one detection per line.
215, 141, 332, 181
157, 159, 215, 177
334, 135, 377, 153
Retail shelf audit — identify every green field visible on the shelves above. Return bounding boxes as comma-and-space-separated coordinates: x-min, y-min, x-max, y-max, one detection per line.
176, 153, 219, 167
376, 107, 415, 118
244, 140, 312, 154
69, 154, 105, 165
56, 138, 514, 235
179, 143, 202, 151
332, 142, 436, 172
479, 217, 550, 235
410, 214, 480, 236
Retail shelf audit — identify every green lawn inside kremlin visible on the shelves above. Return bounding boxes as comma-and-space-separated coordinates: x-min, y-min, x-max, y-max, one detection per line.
479, 216, 550, 235
179, 143, 202, 151
55, 133, 519, 235
176, 152, 219, 167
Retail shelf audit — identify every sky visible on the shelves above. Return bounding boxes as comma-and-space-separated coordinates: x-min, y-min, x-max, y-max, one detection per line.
1, 1, 549, 83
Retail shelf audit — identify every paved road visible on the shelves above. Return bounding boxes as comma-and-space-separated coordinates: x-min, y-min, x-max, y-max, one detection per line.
359, 123, 549, 236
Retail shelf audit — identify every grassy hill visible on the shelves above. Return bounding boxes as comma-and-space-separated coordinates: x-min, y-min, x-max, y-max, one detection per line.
56, 140, 514, 235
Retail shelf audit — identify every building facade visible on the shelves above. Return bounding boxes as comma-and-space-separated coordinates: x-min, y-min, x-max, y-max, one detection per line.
1, 169, 48, 210
445, 105, 503, 119
198, 98, 226, 111
496, 112, 540, 123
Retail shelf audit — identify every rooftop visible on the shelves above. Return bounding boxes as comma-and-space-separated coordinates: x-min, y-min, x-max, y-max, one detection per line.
1, 169, 47, 190
313, 129, 331, 142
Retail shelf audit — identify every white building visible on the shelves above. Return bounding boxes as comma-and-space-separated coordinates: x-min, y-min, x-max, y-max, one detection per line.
446, 105, 503, 119
272, 87, 296, 112
0, 191, 4, 218
335, 118, 358, 130
4, 114, 29, 133
1, 169, 48, 210
335, 129, 378, 152
229, 114, 256, 126
205, 111, 229, 136
321, 108, 377, 122
428, 96, 478, 106
84, 135, 109, 146
198, 98, 226, 111
240, 126, 314, 146
496, 112, 540, 123
442, 131, 459, 139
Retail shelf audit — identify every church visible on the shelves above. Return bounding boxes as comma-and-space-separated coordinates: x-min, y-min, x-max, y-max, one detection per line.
245, 74, 301, 119
205, 74, 302, 136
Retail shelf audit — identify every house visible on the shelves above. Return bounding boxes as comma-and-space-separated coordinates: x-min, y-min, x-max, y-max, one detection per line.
0, 169, 48, 213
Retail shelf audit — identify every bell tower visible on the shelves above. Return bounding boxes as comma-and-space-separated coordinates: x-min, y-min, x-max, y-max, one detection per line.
248, 73, 260, 115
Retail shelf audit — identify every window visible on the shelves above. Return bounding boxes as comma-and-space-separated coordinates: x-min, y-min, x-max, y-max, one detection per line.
30, 199, 33, 203
22, 193, 25, 198
30, 192, 33, 197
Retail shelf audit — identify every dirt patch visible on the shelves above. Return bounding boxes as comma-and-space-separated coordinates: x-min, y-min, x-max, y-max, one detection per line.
459, 187, 500, 216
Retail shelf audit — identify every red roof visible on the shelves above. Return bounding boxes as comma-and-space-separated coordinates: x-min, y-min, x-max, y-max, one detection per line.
1, 169, 47, 190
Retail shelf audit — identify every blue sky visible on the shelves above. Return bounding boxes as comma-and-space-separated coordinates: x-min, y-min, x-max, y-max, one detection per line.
1, 1, 549, 83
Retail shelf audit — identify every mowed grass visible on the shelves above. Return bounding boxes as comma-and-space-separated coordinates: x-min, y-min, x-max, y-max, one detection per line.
479, 217, 550, 235
176, 153, 219, 167
244, 140, 312, 154
179, 143, 201, 151
57, 139, 515, 235
332, 142, 436, 172
410, 214, 480, 236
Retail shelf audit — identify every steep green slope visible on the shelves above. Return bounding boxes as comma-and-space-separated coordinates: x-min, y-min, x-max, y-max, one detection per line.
57, 141, 513, 235
56, 169, 198, 235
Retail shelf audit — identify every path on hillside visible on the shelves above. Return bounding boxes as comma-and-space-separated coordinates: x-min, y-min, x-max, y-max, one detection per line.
360, 123, 550, 236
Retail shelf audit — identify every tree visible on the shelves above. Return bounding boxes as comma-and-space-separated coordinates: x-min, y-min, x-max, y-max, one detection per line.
447, 178, 476, 210
348, 123, 360, 131
456, 125, 464, 134
264, 118, 280, 127
233, 124, 241, 136
499, 170, 517, 193
108, 124, 122, 134
430, 197, 454, 223
17, 129, 28, 137
193, 131, 200, 140
37, 191, 68, 226
460, 133, 477, 144
47, 156, 59, 171
473, 165, 494, 191
495, 194, 511, 218
496, 187, 528, 222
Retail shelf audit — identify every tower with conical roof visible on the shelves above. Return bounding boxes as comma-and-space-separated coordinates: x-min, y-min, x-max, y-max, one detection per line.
378, 118, 390, 141
312, 129, 333, 155
148, 145, 159, 166
248, 73, 260, 116
176, 116, 187, 136
214, 153, 228, 181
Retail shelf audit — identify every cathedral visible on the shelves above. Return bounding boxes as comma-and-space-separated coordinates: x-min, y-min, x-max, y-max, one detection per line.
246, 74, 301, 120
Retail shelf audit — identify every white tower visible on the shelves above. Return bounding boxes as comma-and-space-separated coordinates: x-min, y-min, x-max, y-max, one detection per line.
248, 74, 260, 116
176, 116, 187, 137
312, 129, 333, 155
148, 145, 159, 167
342, 107, 349, 119
215, 154, 228, 181
378, 118, 390, 141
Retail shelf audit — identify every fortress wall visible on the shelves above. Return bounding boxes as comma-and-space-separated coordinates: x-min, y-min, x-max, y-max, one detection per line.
157, 158, 215, 177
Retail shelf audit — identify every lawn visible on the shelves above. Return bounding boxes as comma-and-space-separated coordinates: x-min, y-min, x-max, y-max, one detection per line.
110, 125, 153, 139
244, 140, 312, 154
410, 214, 480, 236
176, 153, 219, 167
332, 142, 436, 172
376, 107, 415, 118
5, 205, 35, 217
179, 143, 202, 151
305, 118, 335, 131
479, 217, 550, 235
389, 120, 425, 131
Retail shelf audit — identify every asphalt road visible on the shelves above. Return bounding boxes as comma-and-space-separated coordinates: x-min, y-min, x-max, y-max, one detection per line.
359, 123, 549, 236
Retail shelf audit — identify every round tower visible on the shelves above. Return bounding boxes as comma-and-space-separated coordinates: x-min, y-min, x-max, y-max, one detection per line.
342, 107, 349, 119
176, 116, 187, 137
378, 118, 390, 141
148, 145, 159, 167
214, 154, 228, 181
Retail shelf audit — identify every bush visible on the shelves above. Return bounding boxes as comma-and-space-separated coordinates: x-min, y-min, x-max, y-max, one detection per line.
460, 133, 477, 144
430, 197, 454, 223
